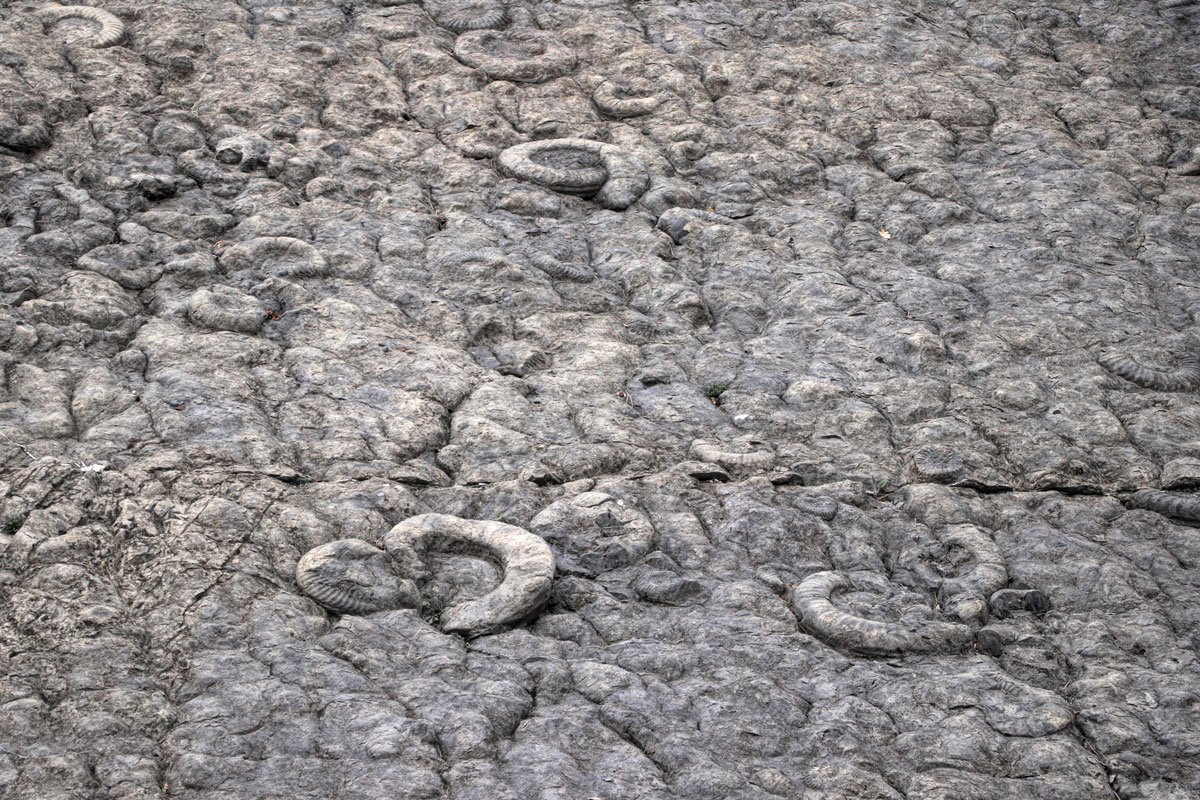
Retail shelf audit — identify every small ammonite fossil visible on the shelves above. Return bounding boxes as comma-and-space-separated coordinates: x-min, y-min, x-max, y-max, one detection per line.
425, 0, 507, 33
185, 285, 269, 334
496, 138, 649, 210
453, 29, 575, 84
296, 539, 421, 615
591, 78, 662, 118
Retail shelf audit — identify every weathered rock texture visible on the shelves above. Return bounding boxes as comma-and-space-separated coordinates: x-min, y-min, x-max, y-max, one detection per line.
2, 0, 1200, 798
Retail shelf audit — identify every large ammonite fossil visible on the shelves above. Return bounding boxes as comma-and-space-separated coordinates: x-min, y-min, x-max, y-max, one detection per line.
496, 138, 649, 210
296, 514, 555, 637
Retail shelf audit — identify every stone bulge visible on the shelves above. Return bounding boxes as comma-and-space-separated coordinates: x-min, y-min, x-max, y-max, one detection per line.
2, 0, 1200, 798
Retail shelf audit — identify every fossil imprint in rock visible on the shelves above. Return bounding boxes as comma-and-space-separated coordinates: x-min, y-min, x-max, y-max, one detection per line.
296, 539, 420, 615
497, 138, 650, 210
789, 570, 975, 657
453, 29, 576, 83
297, 514, 555, 637
35, 4, 125, 48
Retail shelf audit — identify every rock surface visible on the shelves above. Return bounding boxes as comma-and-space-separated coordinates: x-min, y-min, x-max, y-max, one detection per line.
1, 0, 1200, 798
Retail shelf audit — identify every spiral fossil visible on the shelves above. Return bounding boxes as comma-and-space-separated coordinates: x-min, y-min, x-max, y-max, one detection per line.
789, 571, 975, 657
382, 514, 555, 637
1130, 488, 1200, 522
218, 237, 329, 278
185, 285, 270, 334
524, 233, 593, 282
426, 0, 507, 33
36, 4, 125, 48
497, 138, 649, 210
911, 445, 965, 482
1098, 351, 1200, 392
297, 539, 420, 615
591, 78, 662, 118
453, 29, 576, 84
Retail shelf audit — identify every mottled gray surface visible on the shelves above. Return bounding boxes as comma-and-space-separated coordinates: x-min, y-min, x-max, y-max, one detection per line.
1, 0, 1200, 798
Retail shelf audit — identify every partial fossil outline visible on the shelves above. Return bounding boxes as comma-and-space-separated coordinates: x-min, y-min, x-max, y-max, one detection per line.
792, 495, 839, 521
36, 4, 125, 48
689, 438, 775, 469
383, 513, 555, 637
77, 244, 162, 289
453, 29, 576, 84
0, 112, 51, 152
941, 664, 1074, 737
789, 571, 974, 657
218, 237, 329, 278
934, 524, 1008, 625
1130, 488, 1200, 522
1098, 351, 1200, 392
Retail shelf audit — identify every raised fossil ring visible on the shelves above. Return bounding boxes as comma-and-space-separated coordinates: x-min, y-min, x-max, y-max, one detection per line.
296, 513, 555, 638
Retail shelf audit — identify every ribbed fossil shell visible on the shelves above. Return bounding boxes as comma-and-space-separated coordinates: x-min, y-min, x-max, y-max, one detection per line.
789, 571, 974, 657
382, 513, 555, 637
689, 438, 775, 469
454, 29, 575, 83
524, 234, 593, 282
426, 0, 507, 33
1130, 488, 1200, 522
911, 445, 965, 482
36, 4, 125, 48
792, 495, 839, 521
219, 237, 329, 278
296, 539, 420, 615
592, 78, 662, 118
185, 285, 269, 334
1098, 351, 1200, 392
497, 138, 649, 210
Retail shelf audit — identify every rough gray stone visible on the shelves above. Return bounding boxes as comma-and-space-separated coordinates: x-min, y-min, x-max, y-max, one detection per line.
2, 0, 1200, 798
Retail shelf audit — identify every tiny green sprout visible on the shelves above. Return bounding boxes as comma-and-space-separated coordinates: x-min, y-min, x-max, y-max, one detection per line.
2, 514, 27, 537
704, 382, 731, 399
